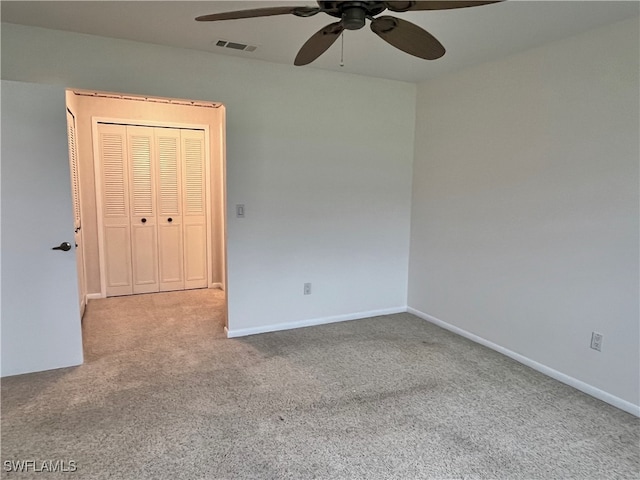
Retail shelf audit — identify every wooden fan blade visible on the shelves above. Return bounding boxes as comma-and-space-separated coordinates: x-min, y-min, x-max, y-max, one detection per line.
370, 16, 445, 60
196, 6, 320, 22
294, 22, 344, 66
384, 1, 502, 12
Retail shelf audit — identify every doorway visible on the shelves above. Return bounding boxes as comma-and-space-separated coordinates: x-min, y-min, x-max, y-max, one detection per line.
65, 89, 227, 328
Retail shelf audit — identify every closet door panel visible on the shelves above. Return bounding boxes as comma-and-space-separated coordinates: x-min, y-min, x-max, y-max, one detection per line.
98, 123, 133, 296
184, 223, 207, 284
131, 224, 157, 289
104, 226, 131, 290
182, 130, 208, 289
159, 224, 183, 287
156, 129, 184, 291
128, 126, 158, 294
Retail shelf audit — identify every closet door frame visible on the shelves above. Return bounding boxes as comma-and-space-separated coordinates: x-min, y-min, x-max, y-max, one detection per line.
92, 117, 213, 298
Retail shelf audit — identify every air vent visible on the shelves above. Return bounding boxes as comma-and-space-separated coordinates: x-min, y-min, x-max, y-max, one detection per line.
215, 40, 257, 52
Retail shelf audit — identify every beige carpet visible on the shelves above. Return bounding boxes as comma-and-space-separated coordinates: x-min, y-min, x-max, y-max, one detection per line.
2, 289, 638, 479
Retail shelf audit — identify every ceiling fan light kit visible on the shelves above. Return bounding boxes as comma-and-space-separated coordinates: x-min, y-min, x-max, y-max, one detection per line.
196, 1, 502, 66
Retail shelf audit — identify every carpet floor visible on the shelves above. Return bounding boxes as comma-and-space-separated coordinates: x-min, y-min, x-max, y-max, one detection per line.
2, 289, 638, 479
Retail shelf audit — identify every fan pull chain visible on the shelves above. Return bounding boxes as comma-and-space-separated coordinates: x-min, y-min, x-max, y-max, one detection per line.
340, 32, 344, 67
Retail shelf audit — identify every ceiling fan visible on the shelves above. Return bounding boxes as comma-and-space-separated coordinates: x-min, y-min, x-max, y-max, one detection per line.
196, 1, 502, 66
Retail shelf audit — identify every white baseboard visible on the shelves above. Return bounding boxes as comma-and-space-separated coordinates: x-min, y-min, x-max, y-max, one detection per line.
86, 293, 103, 300
225, 306, 407, 339
408, 307, 640, 417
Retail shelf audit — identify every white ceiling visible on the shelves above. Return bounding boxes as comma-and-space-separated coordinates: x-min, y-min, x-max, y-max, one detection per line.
2, 1, 638, 83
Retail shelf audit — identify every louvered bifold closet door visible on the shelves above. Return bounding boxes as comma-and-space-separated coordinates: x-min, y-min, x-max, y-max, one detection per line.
156, 128, 185, 291
182, 129, 208, 289
67, 112, 81, 233
98, 123, 133, 296
127, 126, 159, 294
68, 110, 86, 313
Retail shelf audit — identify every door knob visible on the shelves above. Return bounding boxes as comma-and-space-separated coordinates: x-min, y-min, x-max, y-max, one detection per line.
52, 242, 72, 251
141, 218, 147, 223
168, 218, 173, 223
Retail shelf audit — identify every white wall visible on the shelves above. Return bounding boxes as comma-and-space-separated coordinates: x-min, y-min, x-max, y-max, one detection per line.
408, 17, 639, 410
1, 23, 416, 335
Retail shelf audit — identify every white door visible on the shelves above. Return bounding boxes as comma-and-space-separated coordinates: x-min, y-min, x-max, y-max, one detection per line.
127, 126, 159, 294
156, 128, 185, 291
1, 80, 84, 376
97, 124, 209, 296
182, 129, 208, 289
97, 123, 133, 296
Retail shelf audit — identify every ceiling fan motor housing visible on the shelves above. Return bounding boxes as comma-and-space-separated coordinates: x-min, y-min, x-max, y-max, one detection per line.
319, 1, 387, 30
342, 6, 367, 29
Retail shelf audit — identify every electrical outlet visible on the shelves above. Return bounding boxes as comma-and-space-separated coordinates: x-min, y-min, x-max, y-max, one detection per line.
590, 332, 603, 351
303, 283, 311, 295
